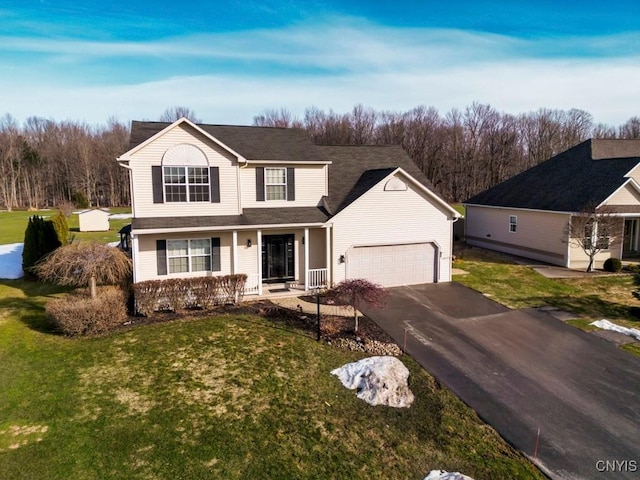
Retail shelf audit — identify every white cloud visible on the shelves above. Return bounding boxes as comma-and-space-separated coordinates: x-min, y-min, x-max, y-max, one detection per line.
1, 20, 640, 126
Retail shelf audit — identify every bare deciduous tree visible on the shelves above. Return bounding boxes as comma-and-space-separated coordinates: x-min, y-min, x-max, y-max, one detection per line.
159, 106, 201, 123
566, 206, 623, 272
35, 243, 132, 298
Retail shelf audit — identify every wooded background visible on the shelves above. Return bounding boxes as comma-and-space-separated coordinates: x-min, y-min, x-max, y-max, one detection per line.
2, 104, 639, 210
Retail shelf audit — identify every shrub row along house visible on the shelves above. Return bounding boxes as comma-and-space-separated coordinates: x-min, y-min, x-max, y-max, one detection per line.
465, 139, 640, 270
117, 118, 460, 294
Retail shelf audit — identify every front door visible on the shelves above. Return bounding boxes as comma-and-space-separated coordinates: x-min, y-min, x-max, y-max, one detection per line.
262, 234, 295, 282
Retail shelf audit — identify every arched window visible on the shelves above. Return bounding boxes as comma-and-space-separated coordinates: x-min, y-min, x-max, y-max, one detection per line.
161, 144, 210, 202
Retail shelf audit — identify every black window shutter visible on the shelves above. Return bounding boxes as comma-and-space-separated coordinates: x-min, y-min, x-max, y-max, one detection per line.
211, 237, 221, 272
210, 166, 220, 203
256, 167, 265, 201
156, 239, 167, 275
152, 166, 164, 203
287, 168, 295, 201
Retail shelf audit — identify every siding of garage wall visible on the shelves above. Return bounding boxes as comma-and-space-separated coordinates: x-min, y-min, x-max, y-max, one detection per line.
330, 172, 454, 284
465, 206, 571, 266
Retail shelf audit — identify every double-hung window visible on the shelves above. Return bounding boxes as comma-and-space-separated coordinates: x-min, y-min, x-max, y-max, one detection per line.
167, 239, 211, 273
164, 166, 210, 202
509, 215, 517, 233
265, 168, 287, 200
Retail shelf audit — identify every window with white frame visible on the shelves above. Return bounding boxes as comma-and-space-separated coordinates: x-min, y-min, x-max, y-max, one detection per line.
163, 166, 209, 202
167, 239, 211, 273
509, 215, 517, 233
584, 221, 610, 250
265, 168, 287, 200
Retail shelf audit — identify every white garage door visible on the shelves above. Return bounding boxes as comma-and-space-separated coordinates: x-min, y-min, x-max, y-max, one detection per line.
346, 243, 437, 287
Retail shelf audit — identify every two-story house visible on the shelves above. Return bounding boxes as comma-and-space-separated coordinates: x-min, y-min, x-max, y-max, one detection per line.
117, 118, 459, 295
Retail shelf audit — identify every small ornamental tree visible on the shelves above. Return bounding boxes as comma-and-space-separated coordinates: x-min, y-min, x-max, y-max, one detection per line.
22, 215, 61, 277
34, 242, 132, 298
566, 206, 623, 272
327, 279, 388, 332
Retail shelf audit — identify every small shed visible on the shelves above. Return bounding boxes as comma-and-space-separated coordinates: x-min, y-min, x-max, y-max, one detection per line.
78, 208, 110, 232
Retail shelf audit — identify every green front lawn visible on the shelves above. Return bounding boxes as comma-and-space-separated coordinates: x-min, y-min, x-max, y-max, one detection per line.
454, 247, 640, 352
0, 279, 542, 480
0, 208, 131, 245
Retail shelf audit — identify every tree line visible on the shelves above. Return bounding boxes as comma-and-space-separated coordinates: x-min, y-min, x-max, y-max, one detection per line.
2, 104, 640, 211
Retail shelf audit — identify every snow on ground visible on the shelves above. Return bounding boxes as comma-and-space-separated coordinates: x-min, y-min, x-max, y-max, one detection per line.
108, 213, 132, 220
331, 356, 414, 408
0, 243, 24, 279
590, 320, 640, 341
107, 241, 120, 247
424, 470, 475, 480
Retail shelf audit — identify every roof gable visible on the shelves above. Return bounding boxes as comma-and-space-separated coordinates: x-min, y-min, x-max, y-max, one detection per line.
126, 119, 329, 163
465, 139, 640, 212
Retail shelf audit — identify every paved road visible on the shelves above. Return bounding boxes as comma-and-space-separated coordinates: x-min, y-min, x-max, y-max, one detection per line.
361, 283, 640, 480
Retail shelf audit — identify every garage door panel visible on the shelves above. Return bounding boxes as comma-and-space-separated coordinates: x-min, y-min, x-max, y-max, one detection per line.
347, 243, 436, 287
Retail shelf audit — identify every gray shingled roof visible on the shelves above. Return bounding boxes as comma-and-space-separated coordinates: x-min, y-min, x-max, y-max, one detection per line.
318, 145, 446, 214
129, 121, 329, 162
465, 139, 640, 212
132, 207, 329, 230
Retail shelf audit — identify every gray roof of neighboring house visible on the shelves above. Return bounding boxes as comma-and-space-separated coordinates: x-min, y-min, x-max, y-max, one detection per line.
465, 139, 640, 212
129, 121, 329, 163
318, 145, 446, 214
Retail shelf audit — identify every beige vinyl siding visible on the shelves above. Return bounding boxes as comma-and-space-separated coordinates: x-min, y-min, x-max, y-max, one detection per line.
308, 228, 326, 269
330, 172, 454, 284
567, 217, 624, 270
465, 206, 570, 266
240, 164, 327, 208
603, 182, 640, 205
136, 232, 233, 282
78, 210, 109, 232
130, 123, 240, 218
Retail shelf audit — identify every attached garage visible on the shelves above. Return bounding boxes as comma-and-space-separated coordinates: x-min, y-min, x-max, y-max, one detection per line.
346, 242, 438, 287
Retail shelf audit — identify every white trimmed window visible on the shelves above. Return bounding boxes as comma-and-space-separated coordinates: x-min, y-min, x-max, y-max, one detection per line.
509, 215, 517, 233
163, 166, 210, 202
265, 168, 287, 200
167, 239, 211, 273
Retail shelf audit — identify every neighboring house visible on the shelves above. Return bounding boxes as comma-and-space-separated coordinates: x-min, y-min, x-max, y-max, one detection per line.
464, 139, 640, 270
117, 118, 460, 295
78, 208, 110, 232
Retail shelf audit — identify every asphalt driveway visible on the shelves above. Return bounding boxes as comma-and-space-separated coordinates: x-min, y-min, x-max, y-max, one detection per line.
360, 282, 640, 480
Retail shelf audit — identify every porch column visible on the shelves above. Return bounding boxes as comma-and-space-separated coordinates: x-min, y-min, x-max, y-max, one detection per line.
634, 220, 639, 251
232, 230, 238, 274
325, 225, 331, 287
304, 227, 309, 291
132, 234, 139, 283
257, 229, 263, 295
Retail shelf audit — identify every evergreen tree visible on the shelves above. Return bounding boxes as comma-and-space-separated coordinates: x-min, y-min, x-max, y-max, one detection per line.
51, 209, 69, 245
22, 215, 62, 277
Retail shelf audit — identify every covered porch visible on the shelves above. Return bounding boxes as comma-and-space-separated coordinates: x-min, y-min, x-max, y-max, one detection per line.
233, 225, 331, 296
623, 218, 640, 260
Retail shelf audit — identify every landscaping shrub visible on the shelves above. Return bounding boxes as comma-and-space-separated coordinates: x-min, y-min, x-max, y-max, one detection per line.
132, 275, 248, 316
22, 215, 61, 276
603, 257, 622, 273
46, 286, 127, 336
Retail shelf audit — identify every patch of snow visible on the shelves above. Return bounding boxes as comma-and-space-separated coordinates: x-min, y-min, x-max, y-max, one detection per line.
107, 241, 120, 247
424, 470, 475, 480
590, 319, 640, 341
0, 243, 24, 279
331, 356, 414, 408
108, 213, 132, 220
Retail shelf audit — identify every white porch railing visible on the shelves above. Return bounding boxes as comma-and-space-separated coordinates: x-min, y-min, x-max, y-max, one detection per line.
244, 273, 260, 295
307, 268, 328, 289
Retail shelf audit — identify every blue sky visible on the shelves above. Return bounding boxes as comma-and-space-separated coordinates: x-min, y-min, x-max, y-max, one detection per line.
2, 1, 640, 125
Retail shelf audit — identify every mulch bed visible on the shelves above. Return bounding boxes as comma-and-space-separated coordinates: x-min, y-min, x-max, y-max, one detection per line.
125, 299, 402, 356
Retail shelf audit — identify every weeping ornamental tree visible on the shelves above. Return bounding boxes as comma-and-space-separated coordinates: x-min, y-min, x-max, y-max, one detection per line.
34, 243, 132, 298
327, 279, 388, 332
